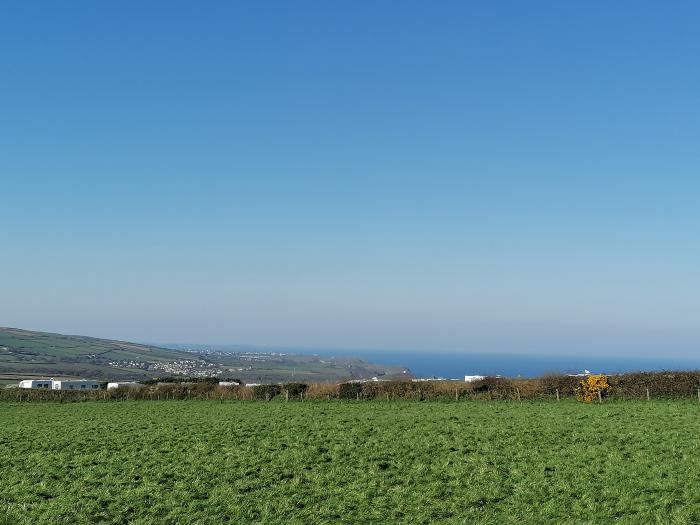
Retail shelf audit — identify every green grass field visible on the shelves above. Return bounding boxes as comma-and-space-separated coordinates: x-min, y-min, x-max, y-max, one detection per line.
1, 400, 699, 524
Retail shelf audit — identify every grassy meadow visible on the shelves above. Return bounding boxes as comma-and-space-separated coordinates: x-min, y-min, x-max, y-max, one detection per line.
1, 400, 699, 524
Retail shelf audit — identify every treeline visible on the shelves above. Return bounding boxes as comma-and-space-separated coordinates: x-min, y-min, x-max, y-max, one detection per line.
2, 371, 700, 403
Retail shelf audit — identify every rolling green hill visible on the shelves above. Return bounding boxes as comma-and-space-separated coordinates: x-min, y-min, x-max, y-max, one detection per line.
0, 327, 411, 384
0, 327, 195, 381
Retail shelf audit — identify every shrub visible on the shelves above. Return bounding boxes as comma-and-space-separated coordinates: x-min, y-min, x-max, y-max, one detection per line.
470, 377, 518, 399
361, 381, 422, 400
430, 381, 473, 400
283, 383, 308, 399
576, 374, 610, 403
536, 374, 580, 398
608, 371, 700, 398
252, 384, 281, 400
221, 378, 244, 386
305, 383, 338, 399
338, 382, 362, 400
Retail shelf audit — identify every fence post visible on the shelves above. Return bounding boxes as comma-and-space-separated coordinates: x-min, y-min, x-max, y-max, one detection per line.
597, 390, 602, 404
455, 388, 458, 401
516, 388, 521, 402
697, 388, 700, 403
646, 388, 650, 401
556, 389, 560, 402
356, 392, 359, 401
285, 390, 289, 402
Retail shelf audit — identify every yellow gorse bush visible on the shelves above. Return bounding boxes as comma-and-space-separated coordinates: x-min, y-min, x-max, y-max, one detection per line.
576, 374, 610, 403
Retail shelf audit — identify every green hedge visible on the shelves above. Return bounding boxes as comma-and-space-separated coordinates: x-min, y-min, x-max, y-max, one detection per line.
3, 371, 700, 403
338, 382, 362, 399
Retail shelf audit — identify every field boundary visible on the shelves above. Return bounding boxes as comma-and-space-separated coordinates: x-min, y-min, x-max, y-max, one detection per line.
4, 371, 700, 403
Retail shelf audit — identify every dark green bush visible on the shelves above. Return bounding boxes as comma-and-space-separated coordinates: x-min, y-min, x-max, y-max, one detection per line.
609, 371, 700, 398
338, 382, 362, 399
282, 383, 308, 399
361, 380, 434, 400
470, 377, 518, 399
537, 374, 581, 397
252, 384, 281, 400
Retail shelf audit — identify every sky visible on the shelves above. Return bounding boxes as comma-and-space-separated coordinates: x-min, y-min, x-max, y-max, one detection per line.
2, 2, 699, 357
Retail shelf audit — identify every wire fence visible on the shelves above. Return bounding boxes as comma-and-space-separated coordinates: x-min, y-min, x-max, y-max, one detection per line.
2, 372, 700, 403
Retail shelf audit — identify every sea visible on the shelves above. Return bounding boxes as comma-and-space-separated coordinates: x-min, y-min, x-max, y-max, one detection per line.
162, 342, 700, 379
297, 349, 700, 379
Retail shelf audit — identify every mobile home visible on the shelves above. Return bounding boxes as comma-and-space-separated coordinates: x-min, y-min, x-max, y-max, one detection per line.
52, 380, 101, 391
107, 382, 143, 390
18, 379, 54, 389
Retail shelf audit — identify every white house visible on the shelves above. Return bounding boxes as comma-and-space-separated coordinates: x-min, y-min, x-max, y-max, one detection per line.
464, 375, 486, 382
107, 382, 143, 390
52, 380, 101, 391
18, 379, 54, 389
567, 370, 592, 377
218, 381, 240, 387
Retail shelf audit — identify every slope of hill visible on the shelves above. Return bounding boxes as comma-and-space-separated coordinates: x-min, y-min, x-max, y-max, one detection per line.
0, 327, 196, 381
0, 327, 412, 383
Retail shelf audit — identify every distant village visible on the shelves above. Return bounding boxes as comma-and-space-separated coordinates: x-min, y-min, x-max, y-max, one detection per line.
184, 349, 290, 361
107, 359, 227, 378
104, 353, 295, 378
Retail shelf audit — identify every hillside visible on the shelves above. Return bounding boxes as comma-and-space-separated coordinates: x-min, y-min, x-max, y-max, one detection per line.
0, 327, 195, 381
0, 327, 411, 383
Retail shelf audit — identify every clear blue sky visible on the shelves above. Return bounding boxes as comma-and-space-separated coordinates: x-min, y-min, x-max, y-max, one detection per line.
2, 2, 699, 356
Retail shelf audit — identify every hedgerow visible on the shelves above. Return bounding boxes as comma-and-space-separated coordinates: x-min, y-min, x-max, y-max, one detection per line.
2, 371, 700, 402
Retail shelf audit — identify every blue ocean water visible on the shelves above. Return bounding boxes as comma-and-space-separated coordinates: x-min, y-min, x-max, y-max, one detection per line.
301, 350, 700, 379
160, 342, 700, 379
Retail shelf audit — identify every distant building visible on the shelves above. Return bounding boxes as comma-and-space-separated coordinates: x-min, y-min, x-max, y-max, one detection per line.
218, 381, 240, 387
342, 378, 388, 384
567, 370, 592, 377
52, 380, 101, 391
464, 375, 486, 383
19, 379, 54, 389
107, 382, 143, 390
